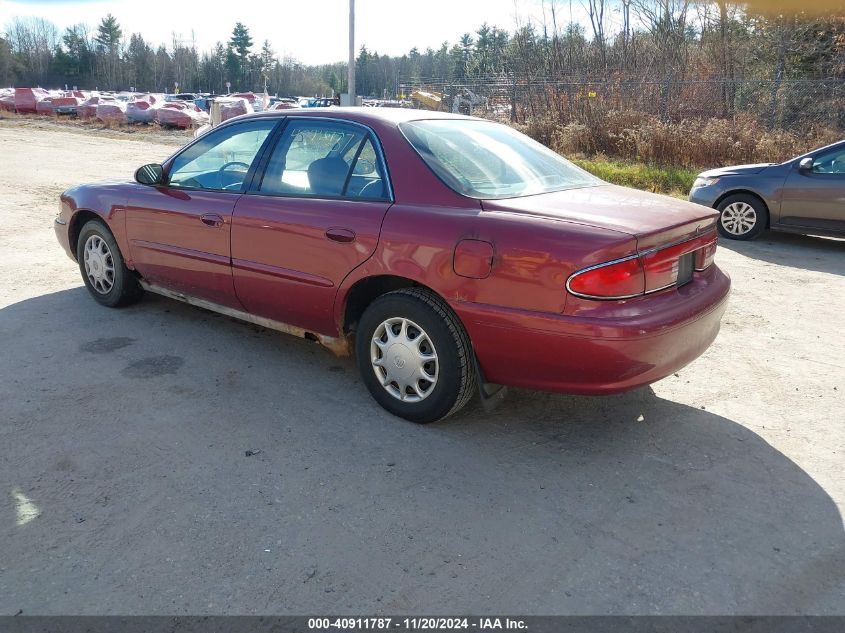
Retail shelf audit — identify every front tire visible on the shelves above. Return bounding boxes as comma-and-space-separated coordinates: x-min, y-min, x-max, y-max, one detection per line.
76, 219, 143, 307
355, 288, 476, 424
716, 193, 768, 240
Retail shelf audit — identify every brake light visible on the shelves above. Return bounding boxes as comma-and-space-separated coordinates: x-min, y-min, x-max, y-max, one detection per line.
566, 233, 718, 301
566, 257, 645, 300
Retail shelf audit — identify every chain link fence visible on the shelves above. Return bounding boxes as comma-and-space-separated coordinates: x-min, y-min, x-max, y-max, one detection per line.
399, 77, 845, 165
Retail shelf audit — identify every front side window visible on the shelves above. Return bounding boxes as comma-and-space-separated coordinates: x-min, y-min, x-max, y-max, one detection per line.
400, 119, 600, 199
259, 120, 389, 199
167, 119, 277, 191
811, 147, 845, 174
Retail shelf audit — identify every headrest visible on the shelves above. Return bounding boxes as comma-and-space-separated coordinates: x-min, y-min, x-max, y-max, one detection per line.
307, 157, 349, 196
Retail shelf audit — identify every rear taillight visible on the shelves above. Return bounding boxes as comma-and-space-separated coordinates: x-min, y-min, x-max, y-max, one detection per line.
567, 234, 718, 301
641, 240, 698, 292
566, 256, 645, 300
695, 240, 717, 271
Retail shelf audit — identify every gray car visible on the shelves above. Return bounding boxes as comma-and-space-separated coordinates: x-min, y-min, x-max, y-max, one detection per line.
689, 140, 845, 240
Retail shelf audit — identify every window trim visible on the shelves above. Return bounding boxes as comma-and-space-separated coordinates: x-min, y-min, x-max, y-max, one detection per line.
246, 116, 395, 203
162, 118, 283, 194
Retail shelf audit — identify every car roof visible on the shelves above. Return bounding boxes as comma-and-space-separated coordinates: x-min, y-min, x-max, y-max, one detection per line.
245, 106, 480, 127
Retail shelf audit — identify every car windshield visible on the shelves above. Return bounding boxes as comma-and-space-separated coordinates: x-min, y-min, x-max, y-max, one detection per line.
400, 119, 600, 199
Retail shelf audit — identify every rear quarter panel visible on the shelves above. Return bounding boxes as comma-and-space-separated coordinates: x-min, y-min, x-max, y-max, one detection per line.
334, 203, 639, 327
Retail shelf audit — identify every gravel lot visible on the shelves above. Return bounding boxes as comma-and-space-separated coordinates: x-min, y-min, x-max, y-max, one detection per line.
1, 120, 843, 615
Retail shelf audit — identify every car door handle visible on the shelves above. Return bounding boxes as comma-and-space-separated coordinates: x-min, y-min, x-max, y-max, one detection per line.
201, 214, 224, 227
325, 227, 356, 243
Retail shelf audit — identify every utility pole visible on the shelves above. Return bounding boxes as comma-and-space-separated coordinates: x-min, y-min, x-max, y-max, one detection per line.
348, 0, 356, 106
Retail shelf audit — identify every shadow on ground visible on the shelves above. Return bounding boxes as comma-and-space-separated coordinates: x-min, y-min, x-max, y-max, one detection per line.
1, 287, 843, 614
719, 231, 845, 276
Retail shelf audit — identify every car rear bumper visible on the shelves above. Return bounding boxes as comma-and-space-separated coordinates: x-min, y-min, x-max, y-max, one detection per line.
455, 265, 731, 394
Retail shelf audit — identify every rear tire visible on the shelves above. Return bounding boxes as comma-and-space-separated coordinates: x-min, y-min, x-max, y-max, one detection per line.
355, 288, 476, 424
76, 219, 144, 307
716, 193, 768, 240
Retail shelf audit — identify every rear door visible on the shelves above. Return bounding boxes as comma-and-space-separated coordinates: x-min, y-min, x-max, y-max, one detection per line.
780, 145, 845, 234
126, 119, 278, 307
231, 118, 393, 334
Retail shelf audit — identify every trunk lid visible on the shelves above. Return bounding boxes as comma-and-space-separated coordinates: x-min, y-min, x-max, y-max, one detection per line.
481, 184, 718, 251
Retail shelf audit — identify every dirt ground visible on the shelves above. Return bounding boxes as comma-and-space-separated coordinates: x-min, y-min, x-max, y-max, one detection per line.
1, 119, 843, 615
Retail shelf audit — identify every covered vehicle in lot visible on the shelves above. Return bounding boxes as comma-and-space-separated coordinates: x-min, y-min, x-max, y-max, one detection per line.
154, 101, 210, 128
126, 94, 164, 123
689, 139, 845, 240
14, 87, 50, 113
78, 95, 111, 119
269, 97, 298, 110
55, 108, 730, 423
52, 95, 85, 115
219, 97, 254, 121
165, 93, 199, 103
0, 90, 14, 111
95, 100, 127, 123
35, 97, 55, 115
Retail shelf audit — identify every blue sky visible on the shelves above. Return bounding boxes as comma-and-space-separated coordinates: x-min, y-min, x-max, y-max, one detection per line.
0, 0, 594, 64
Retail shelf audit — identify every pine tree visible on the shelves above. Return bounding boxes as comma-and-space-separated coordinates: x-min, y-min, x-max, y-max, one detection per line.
228, 22, 252, 87
94, 14, 121, 51
94, 14, 122, 88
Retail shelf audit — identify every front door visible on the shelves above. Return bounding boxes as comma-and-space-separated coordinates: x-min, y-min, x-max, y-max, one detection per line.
126, 118, 278, 307
780, 145, 845, 234
232, 118, 393, 334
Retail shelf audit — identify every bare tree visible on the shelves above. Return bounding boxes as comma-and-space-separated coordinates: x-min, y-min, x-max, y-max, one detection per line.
583, 0, 609, 73
5, 16, 58, 84
632, 0, 692, 117
717, 1, 737, 116
621, 0, 632, 69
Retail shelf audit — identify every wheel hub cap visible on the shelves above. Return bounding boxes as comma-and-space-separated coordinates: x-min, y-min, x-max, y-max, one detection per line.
371, 317, 438, 403
721, 202, 757, 236
83, 235, 115, 294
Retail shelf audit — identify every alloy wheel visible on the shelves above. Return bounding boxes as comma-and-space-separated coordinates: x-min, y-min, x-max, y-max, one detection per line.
721, 202, 757, 236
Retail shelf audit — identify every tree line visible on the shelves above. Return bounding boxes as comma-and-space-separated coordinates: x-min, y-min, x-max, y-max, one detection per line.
1, 16, 329, 96
1, 3, 842, 103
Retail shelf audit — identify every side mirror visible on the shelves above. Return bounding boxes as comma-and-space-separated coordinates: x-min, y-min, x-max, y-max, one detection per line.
798, 157, 814, 172
135, 163, 164, 185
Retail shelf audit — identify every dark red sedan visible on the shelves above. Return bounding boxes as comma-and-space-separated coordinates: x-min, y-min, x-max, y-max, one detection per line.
55, 108, 730, 423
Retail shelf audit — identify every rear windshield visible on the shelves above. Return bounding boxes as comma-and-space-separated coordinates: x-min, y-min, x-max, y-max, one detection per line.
400, 119, 600, 199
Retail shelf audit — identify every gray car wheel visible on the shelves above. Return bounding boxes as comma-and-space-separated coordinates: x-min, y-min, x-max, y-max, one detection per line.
716, 194, 768, 241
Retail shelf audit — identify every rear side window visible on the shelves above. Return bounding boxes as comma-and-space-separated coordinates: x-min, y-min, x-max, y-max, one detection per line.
259, 120, 389, 200
400, 119, 599, 199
